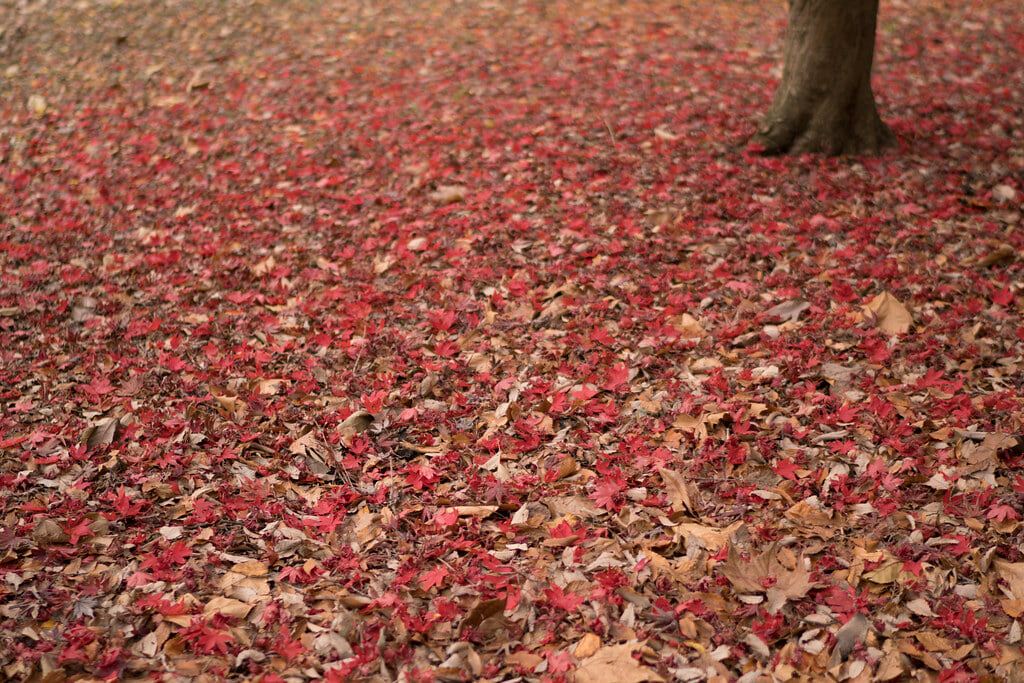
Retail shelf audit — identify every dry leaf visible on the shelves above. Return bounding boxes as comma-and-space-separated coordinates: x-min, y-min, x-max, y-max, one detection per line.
974, 242, 1016, 267
84, 417, 120, 451
204, 596, 253, 619
572, 642, 665, 683
719, 542, 817, 613
764, 298, 810, 323
573, 633, 602, 659
430, 185, 467, 204
657, 467, 700, 516
31, 518, 68, 546
992, 184, 1017, 203
673, 520, 745, 552
784, 500, 833, 527
28, 94, 47, 115
653, 126, 679, 141
863, 291, 912, 335
231, 560, 269, 577
915, 631, 954, 652
830, 613, 869, 667
994, 559, 1024, 600
668, 313, 705, 339
340, 410, 375, 434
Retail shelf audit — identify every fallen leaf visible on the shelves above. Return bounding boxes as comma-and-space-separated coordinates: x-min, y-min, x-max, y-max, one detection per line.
31, 518, 68, 546
429, 185, 467, 204
83, 417, 120, 451
863, 291, 912, 335
764, 298, 810, 323
572, 642, 665, 683
657, 467, 700, 516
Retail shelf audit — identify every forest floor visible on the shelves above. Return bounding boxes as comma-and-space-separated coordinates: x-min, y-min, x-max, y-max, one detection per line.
2, 0, 1024, 681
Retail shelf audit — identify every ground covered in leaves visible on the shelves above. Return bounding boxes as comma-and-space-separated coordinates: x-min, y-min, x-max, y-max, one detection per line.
2, 0, 1024, 680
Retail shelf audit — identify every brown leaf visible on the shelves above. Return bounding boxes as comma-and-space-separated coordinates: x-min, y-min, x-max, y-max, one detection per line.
573, 633, 602, 659
460, 598, 506, 636
231, 560, 269, 577
784, 500, 834, 527
657, 467, 700, 516
764, 298, 810, 323
915, 631, 954, 652
204, 596, 253, 619
31, 518, 68, 546
84, 416, 120, 451
719, 542, 817, 613
668, 313, 705, 340
830, 613, 869, 666
994, 559, 1024, 600
429, 184, 467, 204
673, 520, 745, 552
339, 410, 374, 437
974, 242, 1016, 267
863, 291, 912, 335
571, 642, 665, 683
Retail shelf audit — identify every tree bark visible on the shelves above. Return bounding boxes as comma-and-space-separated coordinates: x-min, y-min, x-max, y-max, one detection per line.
753, 0, 895, 156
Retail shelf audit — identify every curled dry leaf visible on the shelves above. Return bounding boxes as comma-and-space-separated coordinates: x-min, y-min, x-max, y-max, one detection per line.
83, 416, 120, 451
340, 410, 374, 433
764, 298, 810, 323
31, 518, 68, 546
974, 242, 1016, 267
863, 291, 912, 335
668, 313, 705, 340
429, 184, 467, 204
657, 466, 700, 516
830, 612, 869, 667
653, 126, 679, 141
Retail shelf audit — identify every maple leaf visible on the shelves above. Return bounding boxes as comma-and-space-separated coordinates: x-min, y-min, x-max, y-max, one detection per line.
544, 583, 584, 612
419, 565, 450, 591
162, 541, 192, 565
274, 635, 306, 659
279, 566, 315, 584
406, 464, 440, 490
195, 627, 234, 655
988, 504, 1020, 523
110, 485, 145, 517
590, 478, 625, 511
64, 517, 94, 546
125, 571, 157, 587
771, 457, 801, 481
991, 286, 1014, 307
718, 543, 818, 613
432, 507, 459, 528
602, 363, 630, 391
546, 650, 574, 674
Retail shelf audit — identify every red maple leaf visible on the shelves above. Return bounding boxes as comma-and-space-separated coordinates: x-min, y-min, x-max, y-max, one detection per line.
544, 584, 584, 612
988, 504, 1020, 522
546, 650, 574, 673
419, 565, 450, 591
110, 485, 145, 517
196, 627, 234, 655
162, 541, 192, 565
602, 363, 630, 391
432, 507, 459, 528
991, 286, 1014, 307
772, 458, 800, 481
274, 635, 306, 659
65, 517, 94, 546
590, 478, 624, 510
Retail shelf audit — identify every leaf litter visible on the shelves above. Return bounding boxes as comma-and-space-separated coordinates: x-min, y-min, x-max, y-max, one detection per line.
1, 0, 1024, 681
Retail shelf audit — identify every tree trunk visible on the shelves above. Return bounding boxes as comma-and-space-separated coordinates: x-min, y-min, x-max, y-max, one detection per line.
753, 0, 895, 156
